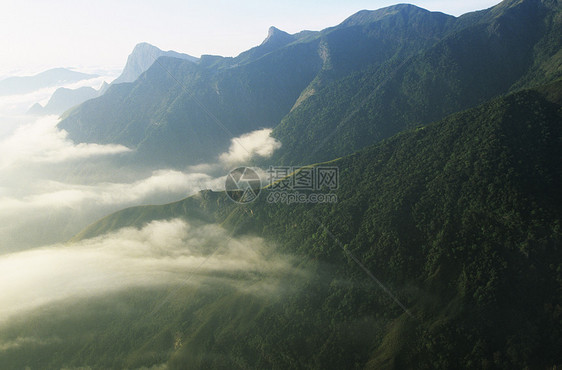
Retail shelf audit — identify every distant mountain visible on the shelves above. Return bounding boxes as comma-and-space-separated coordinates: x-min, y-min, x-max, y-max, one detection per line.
0, 68, 98, 96
58, 5, 456, 167
110, 42, 199, 85
59, 32, 323, 167
28, 86, 99, 115
27, 103, 44, 115
67, 85, 562, 369
98, 81, 110, 95
59, 0, 561, 169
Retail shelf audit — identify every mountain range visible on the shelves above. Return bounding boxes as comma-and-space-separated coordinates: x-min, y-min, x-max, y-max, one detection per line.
1, 0, 561, 368
0, 68, 98, 96
24, 43, 196, 116
58, 0, 561, 168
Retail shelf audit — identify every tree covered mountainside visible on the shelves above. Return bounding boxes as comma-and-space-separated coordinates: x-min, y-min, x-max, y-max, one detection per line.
58, 0, 561, 168
269, 0, 562, 165
3, 0, 560, 369
23, 83, 558, 369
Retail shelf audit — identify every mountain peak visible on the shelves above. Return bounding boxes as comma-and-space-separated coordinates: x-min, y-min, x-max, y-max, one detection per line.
261, 26, 294, 46
267, 26, 283, 36
233, 26, 296, 63
133, 42, 159, 50
111, 43, 198, 85
340, 4, 449, 27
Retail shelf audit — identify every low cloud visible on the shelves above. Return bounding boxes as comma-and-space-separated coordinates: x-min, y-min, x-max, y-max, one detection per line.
0, 113, 231, 252
0, 111, 278, 255
0, 170, 224, 212
219, 128, 281, 165
0, 219, 298, 324
0, 115, 130, 170
0, 337, 60, 352
0, 169, 226, 252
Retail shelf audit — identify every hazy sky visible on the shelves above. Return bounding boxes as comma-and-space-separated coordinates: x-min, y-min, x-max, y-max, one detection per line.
1, 0, 502, 76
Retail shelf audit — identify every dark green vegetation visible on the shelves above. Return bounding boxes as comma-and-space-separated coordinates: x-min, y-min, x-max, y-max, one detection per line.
2, 0, 561, 368
0, 268, 311, 369
269, 0, 562, 165
4, 84, 558, 369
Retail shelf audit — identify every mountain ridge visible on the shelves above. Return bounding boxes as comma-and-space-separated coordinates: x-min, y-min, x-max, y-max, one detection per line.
58, 0, 561, 169
267, 0, 562, 165
58, 3, 467, 168
28, 86, 99, 115
0, 68, 98, 96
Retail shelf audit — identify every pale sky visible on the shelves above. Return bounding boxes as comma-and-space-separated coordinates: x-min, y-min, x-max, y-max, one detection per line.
0, 0, 502, 76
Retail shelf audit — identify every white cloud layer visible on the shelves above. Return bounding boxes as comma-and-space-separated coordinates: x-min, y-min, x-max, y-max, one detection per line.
0, 115, 130, 170
0, 167, 226, 252
0, 112, 231, 252
0, 170, 224, 212
0, 219, 295, 324
0, 95, 279, 253
219, 128, 281, 165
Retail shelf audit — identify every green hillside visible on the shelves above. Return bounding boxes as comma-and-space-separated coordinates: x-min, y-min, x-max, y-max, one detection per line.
269, 0, 562, 165
3, 1, 560, 368
9, 85, 558, 369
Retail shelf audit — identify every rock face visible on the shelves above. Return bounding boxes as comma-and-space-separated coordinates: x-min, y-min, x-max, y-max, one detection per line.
111, 42, 199, 85
262, 26, 295, 47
